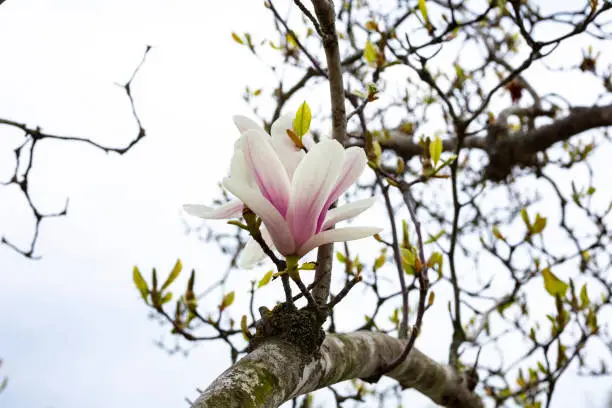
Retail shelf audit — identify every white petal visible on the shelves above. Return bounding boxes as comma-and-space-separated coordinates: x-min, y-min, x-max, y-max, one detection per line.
237, 228, 275, 268
183, 200, 243, 220
223, 177, 296, 256
297, 226, 383, 257
238, 241, 266, 268
286, 139, 345, 248
270, 113, 305, 179
233, 115, 264, 134
229, 142, 255, 187
302, 133, 315, 151
315, 147, 367, 232
270, 113, 295, 140
322, 198, 376, 230
242, 129, 292, 216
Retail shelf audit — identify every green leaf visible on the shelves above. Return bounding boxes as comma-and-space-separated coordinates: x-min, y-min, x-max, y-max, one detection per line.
257, 270, 273, 288
425, 229, 445, 244
299, 262, 317, 270
240, 315, 251, 340
352, 89, 367, 99
492, 225, 504, 240
336, 251, 346, 263
220, 291, 235, 311
363, 39, 377, 65
231, 32, 244, 45
531, 213, 547, 235
286, 32, 298, 48
427, 251, 443, 274
542, 268, 568, 298
244, 33, 253, 48
389, 308, 399, 324
132, 266, 149, 303
401, 219, 410, 248
372, 140, 382, 166
160, 292, 173, 305
586, 308, 598, 332
418, 0, 429, 21
436, 154, 457, 171
497, 299, 514, 316
293, 101, 312, 137
521, 208, 531, 229
401, 247, 417, 274
537, 361, 547, 374
365, 20, 379, 31
580, 284, 590, 308
161, 259, 183, 291
429, 135, 442, 166
418, 0, 432, 31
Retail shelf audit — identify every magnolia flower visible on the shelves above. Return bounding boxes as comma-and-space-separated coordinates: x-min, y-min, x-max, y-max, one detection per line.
184, 114, 381, 267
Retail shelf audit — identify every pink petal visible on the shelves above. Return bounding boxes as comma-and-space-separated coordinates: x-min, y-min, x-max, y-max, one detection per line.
223, 177, 296, 256
286, 139, 344, 248
270, 113, 306, 179
316, 147, 367, 232
242, 129, 292, 216
297, 226, 383, 257
183, 200, 243, 220
322, 198, 376, 230
233, 115, 264, 134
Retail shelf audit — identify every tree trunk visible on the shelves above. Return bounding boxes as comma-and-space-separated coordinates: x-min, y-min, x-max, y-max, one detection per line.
193, 331, 482, 408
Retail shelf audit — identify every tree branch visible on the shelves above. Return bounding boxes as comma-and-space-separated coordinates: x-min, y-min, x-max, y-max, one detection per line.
507, 104, 612, 154
310, 0, 346, 145
310, 0, 347, 309
377, 104, 612, 181
486, 103, 612, 180
193, 332, 482, 408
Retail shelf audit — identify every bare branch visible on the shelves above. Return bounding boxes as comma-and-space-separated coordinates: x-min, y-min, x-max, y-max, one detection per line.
193, 332, 482, 408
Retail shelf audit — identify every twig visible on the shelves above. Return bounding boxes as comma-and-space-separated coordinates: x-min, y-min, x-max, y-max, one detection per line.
379, 181, 429, 375
292, 274, 319, 308
268, 0, 327, 76
327, 276, 362, 309
377, 175, 410, 338
294, 0, 322, 36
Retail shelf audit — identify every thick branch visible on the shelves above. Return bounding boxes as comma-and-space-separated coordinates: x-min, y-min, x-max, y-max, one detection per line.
310, 0, 347, 308
310, 0, 346, 145
194, 332, 482, 408
379, 104, 612, 181
505, 104, 612, 154
379, 132, 485, 158
311, 243, 333, 307
486, 103, 612, 180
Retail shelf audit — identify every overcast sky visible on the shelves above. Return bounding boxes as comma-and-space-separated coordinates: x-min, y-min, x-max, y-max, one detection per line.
0, 1, 611, 408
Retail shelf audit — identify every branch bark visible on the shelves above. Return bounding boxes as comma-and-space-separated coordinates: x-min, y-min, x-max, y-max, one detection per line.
193, 332, 482, 408
378, 104, 612, 181
310, 0, 347, 307
310, 0, 346, 145
486, 103, 612, 180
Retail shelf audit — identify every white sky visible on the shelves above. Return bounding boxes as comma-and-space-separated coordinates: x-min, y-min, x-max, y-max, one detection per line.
0, 1, 610, 408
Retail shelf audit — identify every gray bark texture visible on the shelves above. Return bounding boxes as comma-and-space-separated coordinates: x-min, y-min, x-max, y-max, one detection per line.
193, 331, 483, 408
380, 104, 612, 181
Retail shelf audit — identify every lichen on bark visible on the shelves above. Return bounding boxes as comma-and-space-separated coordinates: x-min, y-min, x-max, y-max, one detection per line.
249, 302, 325, 356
